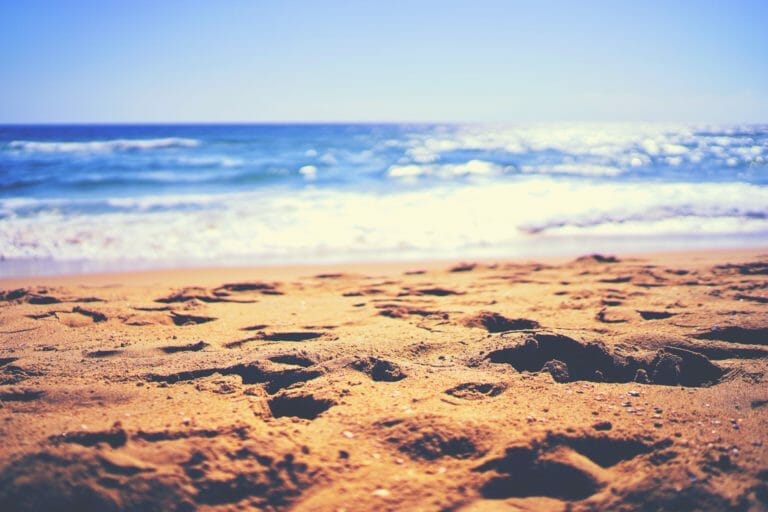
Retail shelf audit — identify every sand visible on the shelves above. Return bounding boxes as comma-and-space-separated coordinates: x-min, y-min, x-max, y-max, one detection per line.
0, 249, 766, 511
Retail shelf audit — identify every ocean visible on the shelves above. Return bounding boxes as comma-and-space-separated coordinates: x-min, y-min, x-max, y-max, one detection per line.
1, 123, 767, 276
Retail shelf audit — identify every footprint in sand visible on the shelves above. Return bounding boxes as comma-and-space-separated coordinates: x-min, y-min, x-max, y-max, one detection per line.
693, 326, 768, 345
444, 382, 507, 400
169, 312, 217, 326
483, 332, 724, 387
159, 341, 210, 354
377, 416, 487, 461
0, 388, 46, 402
268, 354, 317, 367
350, 356, 406, 382
464, 311, 539, 333
146, 359, 324, 395
476, 434, 658, 501
637, 310, 676, 320
267, 393, 335, 419
85, 349, 123, 358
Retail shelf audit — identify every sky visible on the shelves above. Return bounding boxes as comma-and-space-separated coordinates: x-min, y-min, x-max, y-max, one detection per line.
1, 0, 767, 123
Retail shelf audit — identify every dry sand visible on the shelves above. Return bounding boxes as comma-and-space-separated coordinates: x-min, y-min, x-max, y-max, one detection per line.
0, 249, 766, 511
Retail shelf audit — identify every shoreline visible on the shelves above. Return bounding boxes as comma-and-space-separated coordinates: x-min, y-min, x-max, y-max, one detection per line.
3, 246, 767, 287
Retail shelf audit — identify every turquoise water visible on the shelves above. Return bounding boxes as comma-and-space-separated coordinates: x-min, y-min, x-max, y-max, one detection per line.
1, 123, 767, 275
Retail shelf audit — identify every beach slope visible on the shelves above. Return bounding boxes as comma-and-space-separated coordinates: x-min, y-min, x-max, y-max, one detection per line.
0, 250, 766, 511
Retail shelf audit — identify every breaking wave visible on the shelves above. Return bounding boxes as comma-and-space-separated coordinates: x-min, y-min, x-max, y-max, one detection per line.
8, 137, 200, 153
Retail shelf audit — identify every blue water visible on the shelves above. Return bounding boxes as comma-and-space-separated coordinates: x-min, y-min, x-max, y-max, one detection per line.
1, 123, 767, 275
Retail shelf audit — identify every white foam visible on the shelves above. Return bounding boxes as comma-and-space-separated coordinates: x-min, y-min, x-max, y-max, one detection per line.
521, 163, 623, 176
398, 123, 766, 174
387, 164, 424, 178
445, 159, 500, 176
387, 160, 504, 179
0, 193, 221, 214
299, 165, 317, 179
661, 143, 689, 155
2, 178, 766, 264
175, 156, 243, 168
8, 137, 200, 153
543, 216, 768, 237
104, 193, 230, 210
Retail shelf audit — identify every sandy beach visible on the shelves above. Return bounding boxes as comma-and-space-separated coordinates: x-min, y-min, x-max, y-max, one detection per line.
0, 248, 766, 511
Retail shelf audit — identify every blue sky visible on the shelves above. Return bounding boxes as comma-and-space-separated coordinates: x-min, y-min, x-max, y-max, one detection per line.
1, 0, 766, 123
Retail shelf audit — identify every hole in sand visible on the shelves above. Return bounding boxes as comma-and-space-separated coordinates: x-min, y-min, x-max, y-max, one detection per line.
216, 282, 280, 293
399, 432, 479, 460
241, 324, 269, 331
160, 341, 209, 354
445, 382, 506, 400
268, 394, 334, 419
694, 326, 768, 346
638, 310, 676, 320
547, 434, 654, 468
351, 357, 406, 381
0, 388, 45, 402
268, 354, 316, 367
169, 312, 217, 326
72, 306, 107, 322
477, 446, 600, 501
485, 333, 724, 387
575, 254, 620, 264
52, 427, 128, 448
465, 312, 539, 333
86, 350, 123, 358
411, 287, 462, 296
261, 332, 323, 342
146, 363, 323, 395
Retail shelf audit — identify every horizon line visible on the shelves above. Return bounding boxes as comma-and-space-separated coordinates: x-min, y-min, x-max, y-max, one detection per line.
1, 119, 767, 127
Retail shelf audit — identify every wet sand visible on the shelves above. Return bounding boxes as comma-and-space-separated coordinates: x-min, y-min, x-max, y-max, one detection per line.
1, 249, 767, 511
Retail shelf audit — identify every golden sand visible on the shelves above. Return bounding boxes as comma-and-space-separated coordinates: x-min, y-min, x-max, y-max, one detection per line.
1, 249, 767, 511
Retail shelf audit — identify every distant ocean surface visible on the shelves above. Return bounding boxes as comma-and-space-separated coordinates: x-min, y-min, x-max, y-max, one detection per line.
1, 123, 767, 276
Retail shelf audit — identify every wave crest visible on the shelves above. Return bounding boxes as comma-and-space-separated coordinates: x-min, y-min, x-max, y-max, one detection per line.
8, 137, 200, 153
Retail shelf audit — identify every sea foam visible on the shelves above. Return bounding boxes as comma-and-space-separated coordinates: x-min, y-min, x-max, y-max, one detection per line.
2, 178, 766, 266
8, 137, 200, 153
